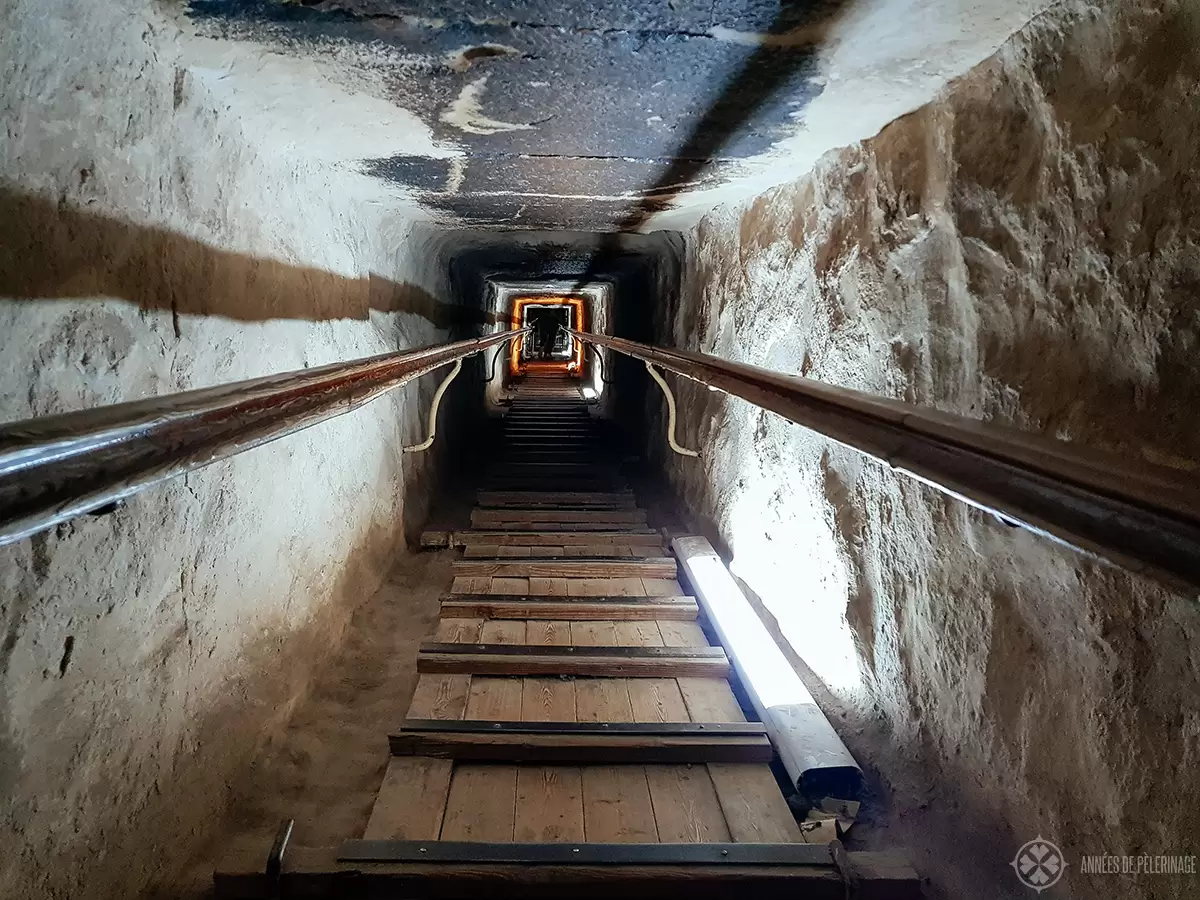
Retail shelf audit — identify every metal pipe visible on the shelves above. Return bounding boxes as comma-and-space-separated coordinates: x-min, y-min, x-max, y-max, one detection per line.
0, 329, 529, 547
404, 358, 463, 453
644, 363, 700, 458
566, 328, 1200, 591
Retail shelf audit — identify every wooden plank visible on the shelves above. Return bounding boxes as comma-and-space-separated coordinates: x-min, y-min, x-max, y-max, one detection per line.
452, 559, 676, 579
628, 679, 690, 723
515, 766, 585, 841
419, 646, 731, 678
613, 621, 664, 647
524, 620, 573, 645
363, 758, 453, 840
677, 678, 746, 723
406, 675, 471, 720
521, 676, 576, 721
658, 620, 709, 647
708, 764, 804, 842
489, 576, 529, 594
215, 847, 924, 899
464, 545, 533, 558
388, 730, 773, 764
441, 599, 700, 622
581, 766, 659, 842
464, 675, 523, 720
529, 576, 569, 595
479, 620, 526, 644
574, 679, 634, 723
561, 544, 636, 558
641, 578, 685, 596
451, 575, 492, 595
435, 618, 483, 643
454, 531, 663, 546
567, 577, 647, 597
478, 492, 636, 508
440, 765, 517, 841
472, 509, 647, 526
570, 620, 618, 646
645, 765, 732, 843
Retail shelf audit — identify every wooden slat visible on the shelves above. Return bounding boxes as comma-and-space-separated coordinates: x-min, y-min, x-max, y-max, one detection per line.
362, 758, 452, 840
215, 847, 924, 899
677, 678, 746, 723
419, 645, 731, 678
441, 599, 699, 621
452, 559, 677, 579
489, 576, 529, 593
657, 619, 708, 647
389, 729, 773, 764
581, 766, 659, 842
613, 620, 665, 647
439, 765, 516, 840
472, 508, 648, 526
645, 765, 732, 843
515, 766, 585, 841
628, 679, 690, 723
450, 575, 493, 595
435, 618, 483, 643
464, 676, 523, 720
708, 764, 804, 842
452, 531, 663, 546
479, 620, 526, 644
525, 620, 573, 645
567, 577, 648, 597
521, 676, 576, 720
477, 491, 637, 508
527, 576, 568, 595
406, 675, 471, 720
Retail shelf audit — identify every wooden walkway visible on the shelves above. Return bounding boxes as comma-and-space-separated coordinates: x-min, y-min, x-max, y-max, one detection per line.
215, 388, 920, 898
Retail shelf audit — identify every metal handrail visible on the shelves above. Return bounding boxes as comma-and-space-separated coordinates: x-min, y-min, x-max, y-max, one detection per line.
565, 328, 1200, 591
0, 329, 529, 546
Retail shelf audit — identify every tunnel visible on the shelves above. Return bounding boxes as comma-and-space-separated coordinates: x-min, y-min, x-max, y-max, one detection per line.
3, 0, 1200, 898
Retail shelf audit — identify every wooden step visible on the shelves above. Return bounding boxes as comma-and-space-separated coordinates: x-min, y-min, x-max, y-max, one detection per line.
472, 509, 647, 526
462, 545, 665, 559
439, 597, 699, 620
476, 491, 635, 508
452, 559, 676, 579
417, 642, 731, 677
389, 720, 773, 764
214, 843, 921, 899
422, 531, 662, 548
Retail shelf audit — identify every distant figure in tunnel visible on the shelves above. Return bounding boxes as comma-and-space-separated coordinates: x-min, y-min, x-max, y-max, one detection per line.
533, 312, 561, 360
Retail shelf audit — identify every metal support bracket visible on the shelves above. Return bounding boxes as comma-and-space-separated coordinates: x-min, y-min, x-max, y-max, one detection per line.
588, 344, 615, 384
265, 818, 294, 899
645, 361, 700, 458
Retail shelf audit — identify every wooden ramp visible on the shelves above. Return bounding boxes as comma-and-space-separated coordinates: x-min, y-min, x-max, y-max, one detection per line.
215, 389, 920, 899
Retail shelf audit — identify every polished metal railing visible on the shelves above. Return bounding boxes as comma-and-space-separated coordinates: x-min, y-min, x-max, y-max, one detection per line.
0, 330, 527, 546
566, 328, 1200, 591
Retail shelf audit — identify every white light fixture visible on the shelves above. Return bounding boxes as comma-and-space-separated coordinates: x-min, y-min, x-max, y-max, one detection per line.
581, 386, 597, 400
673, 535, 862, 800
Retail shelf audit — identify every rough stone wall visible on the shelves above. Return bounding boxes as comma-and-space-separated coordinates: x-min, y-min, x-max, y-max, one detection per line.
657, 1, 1200, 897
0, 1, 453, 897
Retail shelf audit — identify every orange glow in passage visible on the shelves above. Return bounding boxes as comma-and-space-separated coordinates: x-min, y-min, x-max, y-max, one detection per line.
508, 295, 587, 378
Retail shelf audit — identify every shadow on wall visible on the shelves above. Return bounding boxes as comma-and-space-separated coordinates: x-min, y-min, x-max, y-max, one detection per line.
0, 187, 493, 329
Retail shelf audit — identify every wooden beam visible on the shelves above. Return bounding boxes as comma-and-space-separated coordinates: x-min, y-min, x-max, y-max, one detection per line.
472, 509, 648, 526
449, 531, 663, 546
439, 598, 698, 621
451, 559, 676, 579
213, 846, 921, 900
389, 721, 772, 763
417, 643, 731, 678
